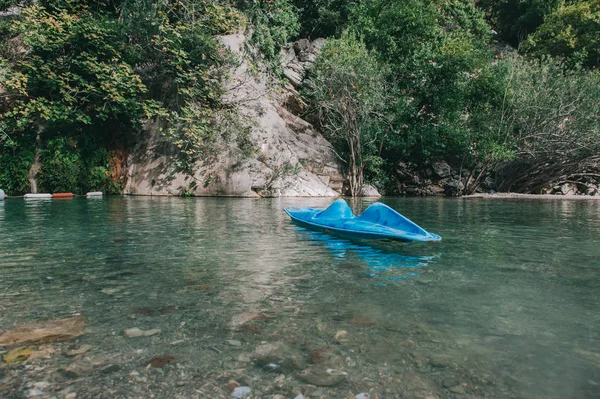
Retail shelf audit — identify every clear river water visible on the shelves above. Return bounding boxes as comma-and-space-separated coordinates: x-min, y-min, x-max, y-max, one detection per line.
0, 197, 599, 399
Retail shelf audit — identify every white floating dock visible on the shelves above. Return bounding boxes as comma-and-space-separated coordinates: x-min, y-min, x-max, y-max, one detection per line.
24, 193, 52, 199
86, 192, 103, 197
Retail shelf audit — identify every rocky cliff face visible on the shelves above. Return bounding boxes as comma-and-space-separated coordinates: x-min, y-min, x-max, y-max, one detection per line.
123, 33, 344, 197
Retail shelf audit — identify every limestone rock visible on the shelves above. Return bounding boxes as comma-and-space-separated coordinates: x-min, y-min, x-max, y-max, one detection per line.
359, 184, 381, 197
123, 32, 343, 198
281, 38, 325, 88
0, 317, 85, 347
560, 183, 578, 195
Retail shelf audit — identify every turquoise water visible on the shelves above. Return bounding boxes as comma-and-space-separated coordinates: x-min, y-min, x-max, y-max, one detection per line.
0, 197, 599, 398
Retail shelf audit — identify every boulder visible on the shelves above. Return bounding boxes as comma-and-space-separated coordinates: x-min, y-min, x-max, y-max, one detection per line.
560, 183, 578, 195
433, 161, 452, 179
359, 184, 381, 197
444, 180, 464, 196
281, 38, 326, 88
0, 317, 85, 347
297, 346, 348, 387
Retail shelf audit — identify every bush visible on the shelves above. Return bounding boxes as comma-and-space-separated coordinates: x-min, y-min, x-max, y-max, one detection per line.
522, 1, 600, 69
479, 0, 562, 46
493, 56, 600, 192
37, 138, 83, 193
0, 140, 35, 194
240, 0, 300, 66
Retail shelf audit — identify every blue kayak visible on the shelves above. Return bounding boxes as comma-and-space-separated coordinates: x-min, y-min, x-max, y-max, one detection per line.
285, 199, 441, 242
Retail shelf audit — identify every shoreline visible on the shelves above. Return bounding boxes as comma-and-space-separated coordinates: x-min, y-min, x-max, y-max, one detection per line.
463, 192, 600, 200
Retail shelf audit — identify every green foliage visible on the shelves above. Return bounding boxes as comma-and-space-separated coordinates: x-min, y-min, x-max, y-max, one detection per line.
0, 0, 20, 10
0, 0, 251, 192
240, 0, 300, 67
37, 138, 83, 193
0, 138, 34, 194
501, 56, 600, 161
491, 55, 600, 192
36, 137, 116, 193
304, 32, 391, 195
292, 0, 358, 38
522, 1, 600, 69
479, 0, 562, 45
350, 0, 504, 167
5, 4, 153, 129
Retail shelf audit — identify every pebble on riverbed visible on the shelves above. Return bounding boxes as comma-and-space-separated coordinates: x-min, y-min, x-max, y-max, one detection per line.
123, 328, 161, 337
145, 355, 177, 368
232, 386, 252, 398
66, 345, 92, 357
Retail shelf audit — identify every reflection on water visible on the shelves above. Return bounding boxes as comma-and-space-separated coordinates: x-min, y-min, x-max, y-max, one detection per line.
295, 227, 440, 282
0, 196, 598, 399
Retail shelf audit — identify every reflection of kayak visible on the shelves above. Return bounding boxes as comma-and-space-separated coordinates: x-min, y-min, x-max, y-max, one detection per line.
285, 199, 441, 242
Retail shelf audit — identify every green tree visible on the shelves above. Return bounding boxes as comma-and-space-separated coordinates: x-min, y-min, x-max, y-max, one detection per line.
351, 0, 501, 164
304, 33, 391, 196
522, 1, 600, 69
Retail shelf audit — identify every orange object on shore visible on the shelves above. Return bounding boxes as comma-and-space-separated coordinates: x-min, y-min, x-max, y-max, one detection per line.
52, 193, 74, 198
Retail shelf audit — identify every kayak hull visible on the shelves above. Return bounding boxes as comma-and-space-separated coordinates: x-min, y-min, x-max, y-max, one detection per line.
285, 199, 441, 243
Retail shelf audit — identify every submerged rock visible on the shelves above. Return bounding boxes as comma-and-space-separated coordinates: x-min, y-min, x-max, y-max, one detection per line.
99, 364, 121, 374
334, 330, 349, 343
0, 317, 85, 347
297, 366, 348, 387
101, 287, 123, 295
232, 386, 252, 398
299, 346, 348, 387
124, 328, 161, 337
348, 317, 377, 327
3, 347, 34, 363
66, 344, 92, 357
145, 355, 177, 368
252, 342, 306, 373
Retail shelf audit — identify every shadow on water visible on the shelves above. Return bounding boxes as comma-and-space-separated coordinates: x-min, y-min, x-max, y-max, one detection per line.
292, 226, 441, 283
